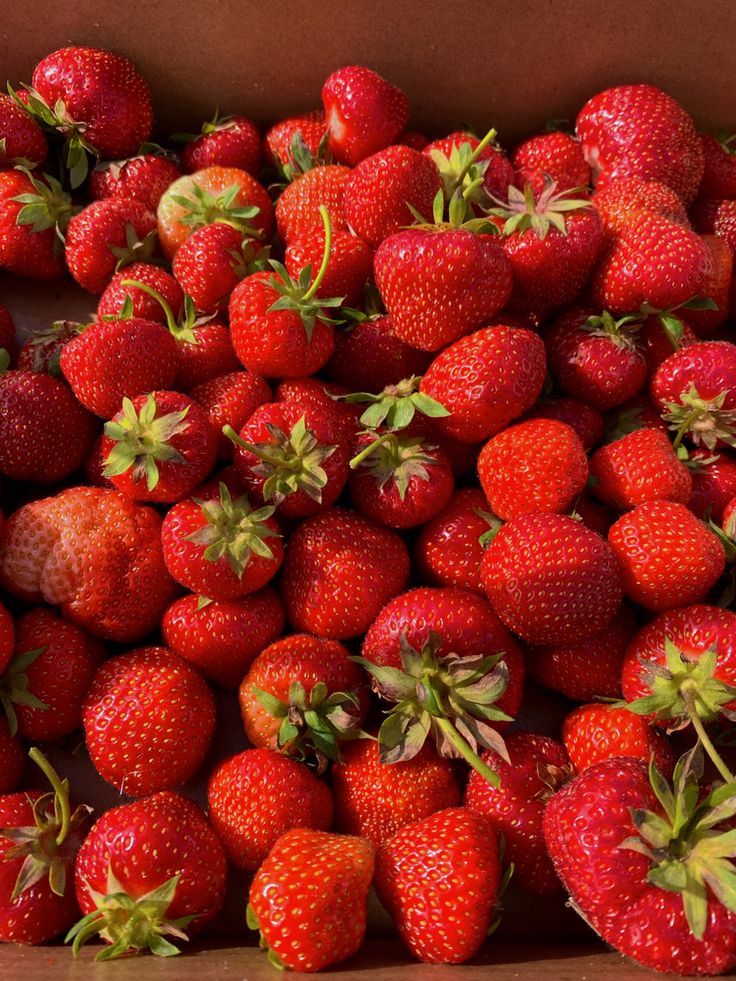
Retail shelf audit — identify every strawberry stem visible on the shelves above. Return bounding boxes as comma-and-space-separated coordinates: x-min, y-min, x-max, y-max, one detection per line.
222, 424, 300, 470
433, 716, 501, 787
349, 431, 394, 469
301, 205, 332, 303
28, 747, 71, 847
120, 279, 177, 333
448, 127, 497, 196
680, 683, 735, 782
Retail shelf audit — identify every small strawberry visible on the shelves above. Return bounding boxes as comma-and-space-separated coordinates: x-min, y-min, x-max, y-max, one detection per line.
0, 168, 73, 279
15, 320, 84, 376
589, 427, 693, 509
525, 396, 605, 451
179, 112, 261, 175
0, 93, 47, 167
511, 130, 590, 195
285, 225, 373, 306
326, 314, 431, 392
263, 110, 326, 175
275, 164, 351, 242
698, 133, 736, 200
172, 221, 262, 313
89, 153, 181, 212
97, 262, 183, 323
562, 703, 674, 776
592, 175, 690, 239
190, 369, 272, 459
322, 65, 408, 166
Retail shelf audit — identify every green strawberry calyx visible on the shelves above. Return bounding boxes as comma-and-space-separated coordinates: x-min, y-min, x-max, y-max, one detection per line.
224, 415, 337, 505
170, 181, 263, 239
280, 128, 332, 184
120, 278, 216, 344
0, 646, 48, 736
66, 868, 195, 960
638, 296, 719, 351
352, 631, 512, 787
11, 167, 78, 252
428, 127, 499, 219
108, 223, 159, 271
662, 384, 736, 452
619, 745, 736, 941
185, 481, 280, 579
0, 748, 91, 901
583, 310, 643, 350
351, 432, 439, 501
487, 178, 592, 240
475, 507, 504, 548
103, 394, 191, 492
337, 375, 449, 431
170, 107, 238, 143
22, 320, 83, 376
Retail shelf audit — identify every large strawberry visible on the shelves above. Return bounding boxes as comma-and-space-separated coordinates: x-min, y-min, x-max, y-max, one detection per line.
0, 169, 73, 279
322, 65, 408, 166
90, 153, 181, 212
589, 427, 693, 509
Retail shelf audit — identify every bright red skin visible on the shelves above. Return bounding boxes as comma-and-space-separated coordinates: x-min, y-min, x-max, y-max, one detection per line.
172, 318, 240, 391
511, 131, 590, 195
374, 228, 513, 352
322, 65, 408, 166
191, 369, 271, 459
575, 83, 704, 204
207, 748, 334, 871
280, 507, 410, 639
608, 501, 725, 611
638, 314, 698, 373
544, 305, 648, 410
239, 634, 368, 749
482, 513, 623, 645
0, 304, 18, 363
64, 197, 157, 294
60, 317, 178, 418
83, 646, 215, 797
11, 607, 105, 741
692, 198, 736, 255
0, 94, 47, 165
263, 110, 325, 171
562, 704, 674, 776
651, 341, 736, 419
162, 588, 284, 689
685, 235, 732, 335
0, 790, 85, 944
420, 324, 546, 443
89, 154, 181, 212
478, 418, 589, 520
374, 807, 500, 965
592, 213, 713, 314
285, 226, 373, 306
0, 370, 98, 482
525, 397, 604, 452
622, 605, 736, 721
0, 719, 22, 793
464, 732, 569, 895
161, 495, 283, 599
325, 315, 431, 392
101, 390, 217, 502
526, 602, 639, 701
592, 175, 690, 239
413, 487, 491, 593
172, 222, 252, 313
32, 46, 152, 158
232, 400, 349, 518
182, 116, 261, 175
689, 450, 736, 521
589, 428, 693, 510
698, 134, 736, 200
544, 757, 736, 975
274, 376, 360, 445
97, 261, 184, 323
275, 165, 351, 243
0, 171, 66, 278
425, 132, 515, 202
343, 144, 442, 249
75, 792, 226, 938
229, 270, 335, 377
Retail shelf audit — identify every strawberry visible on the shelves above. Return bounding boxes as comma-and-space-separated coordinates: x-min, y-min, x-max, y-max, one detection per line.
97, 262, 183, 323
275, 376, 361, 445
161, 482, 283, 599
60, 317, 178, 418
331, 740, 459, 846
285, 225, 373, 306
275, 164, 351, 242
608, 501, 725, 610
69, 791, 226, 959
207, 748, 334, 871
0, 304, 18, 364
263, 110, 326, 174
0, 169, 72, 279
15, 320, 85, 376
89, 153, 181, 212
562, 703, 674, 776
525, 396, 605, 451
0, 486, 176, 642
64, 197, 157, 294
425, 131, 515, 208
511, 130, 590, 195
591, 175, 690, 239
685, 235, 732, 335
697, 133, 736, 200
326, 314, 431, 392
689, 449, 736, 520
100, 391, 217, 502
0, 93, 47, 166
239, 634, 368, 764
83, 645, 215, 796
637, 312, 699, 373
482, 512, 623, 645
247, 828, 374, 973
464, 731, 571, 894
0, 366, 98, 482
589, 427, 693, 509
575, 83, 704, 203
374, 807, 501, 964
162, 588, 284, 689
190, 370, 272, 459
478, 418, 589, 520
692, 198, 736, 255
0, 718, 22, 793
322, 66, 408, 166
180, 113, 261, 175
0, 601, 13, 675
342, 144, 441, 248
419, 324, 546, 443
172, 221, 260, 313
280, 506, 410, 639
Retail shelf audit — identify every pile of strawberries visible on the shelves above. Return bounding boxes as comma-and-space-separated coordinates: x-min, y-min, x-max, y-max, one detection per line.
2, 45, 736, 977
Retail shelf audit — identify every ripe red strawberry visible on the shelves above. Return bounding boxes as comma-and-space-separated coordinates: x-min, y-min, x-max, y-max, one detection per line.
0, 601, 13, 677
15, 320, 85, 376
89, 153, 181, 212
326, 314, 431, 392
239, 634, 368, 762
322, 65, 408, 166
544, 755, 736, 975
465, 732, 570, 894
285, 225, 373, 306
589, 427, 692, 509
97, 262, 183, 323
592, 213, 713, 314
511, 130, 590, 195
698, 133, 736, 199
576, 83, 704, 203
413, 486, 496, 592
161, 482, 283, 599
0, 305, 18, 364
0, 367, 97, 482
331, 740, 460, 846
685, 235, 732, 335
525, 396, 605, 451
0, 93, 47, 166
374, 807, 501, 964
207, 748, 334, 871
689, 449, 736, 521
592, 175, 690, 239
478, 418, 589, 520
70, 791, 226, 959
263, 110, 326, 174
280, 507, 410, 639
190, 370, 272, 459
100, 391, 217, 502
425, 131, 514, 207
59, 317, 178, 418
0, 718, 22, 793
482, 512, 623, 645
162, 588, 284, 689
562, 704, 674, 777
420, 324, 546, 443
0, 169, 72, 279
83, 646, 215, 796
608, 501, 725, 610
374, 228, 512, 351
274, 376, 361, 445
180, 113, 261, 175
172, 221, 260, 313
637, 312, 698, 373
342, 144, 441, 248
0, 487, 176, 642
692, 198, 736, 255
247, 828, 374, 973
275, 164, 351, 242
